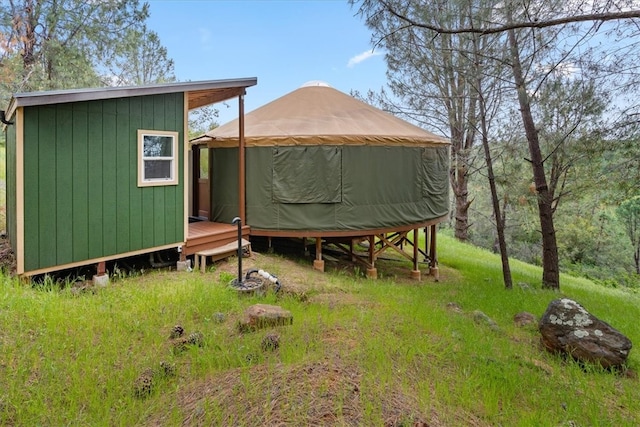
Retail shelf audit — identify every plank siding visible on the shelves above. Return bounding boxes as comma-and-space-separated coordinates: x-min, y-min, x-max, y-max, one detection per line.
87, 102, 104, 259
23, 107, 40, 270
128, 96, 144, 250
72, 103, 89, 261
102, 99, 118, 256
116, 98, 131, 254
20, 93, 185, 273
55, 106, 74, 265
37, 107, 58, 269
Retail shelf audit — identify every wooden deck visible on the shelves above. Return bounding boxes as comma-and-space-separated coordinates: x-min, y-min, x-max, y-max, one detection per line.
184, 221, 250, 256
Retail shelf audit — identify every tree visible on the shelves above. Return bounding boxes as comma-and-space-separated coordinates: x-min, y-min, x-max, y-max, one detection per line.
353, 0, 640, 290
0, 0, 149, 105
188, 105, 220, 140
353, 0, 485, 241
102, 26, 175, 86
470, 24, 514, 289
617, 196, 640, 274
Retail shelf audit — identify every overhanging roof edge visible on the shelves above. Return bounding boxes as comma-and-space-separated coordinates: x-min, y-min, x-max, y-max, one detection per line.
9, 78, 258, 109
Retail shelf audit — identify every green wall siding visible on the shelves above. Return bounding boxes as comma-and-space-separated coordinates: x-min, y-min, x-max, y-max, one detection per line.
211, 145, 449, 232
21, 93, 184, 273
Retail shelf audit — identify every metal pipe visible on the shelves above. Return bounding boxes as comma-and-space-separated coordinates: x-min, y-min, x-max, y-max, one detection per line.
232, 217, 242, 285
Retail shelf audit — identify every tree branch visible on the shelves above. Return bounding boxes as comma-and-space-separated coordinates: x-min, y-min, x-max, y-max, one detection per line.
379, 2, 640, 36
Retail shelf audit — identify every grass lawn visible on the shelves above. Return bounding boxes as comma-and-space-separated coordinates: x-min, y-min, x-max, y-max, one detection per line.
0, 234, 639, 426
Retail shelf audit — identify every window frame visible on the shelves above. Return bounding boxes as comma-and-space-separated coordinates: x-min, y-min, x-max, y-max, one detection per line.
137, 129, 180, 187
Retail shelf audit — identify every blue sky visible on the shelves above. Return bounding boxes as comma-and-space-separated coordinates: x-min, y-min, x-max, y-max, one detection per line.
146, 0, 388, 125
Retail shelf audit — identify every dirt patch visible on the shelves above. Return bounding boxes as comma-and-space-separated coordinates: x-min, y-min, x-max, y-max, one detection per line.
212, 252, 345, 298
0, 235, 16, 275
145, 359, 430, 427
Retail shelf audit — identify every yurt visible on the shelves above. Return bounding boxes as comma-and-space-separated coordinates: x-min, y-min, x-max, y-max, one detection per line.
194, 82, 450, 279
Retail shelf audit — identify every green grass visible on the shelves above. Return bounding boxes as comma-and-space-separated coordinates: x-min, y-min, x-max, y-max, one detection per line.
1, 235, 639, 426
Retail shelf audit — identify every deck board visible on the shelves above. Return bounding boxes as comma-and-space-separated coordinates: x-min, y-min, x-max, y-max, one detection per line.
184, 221, 250, 255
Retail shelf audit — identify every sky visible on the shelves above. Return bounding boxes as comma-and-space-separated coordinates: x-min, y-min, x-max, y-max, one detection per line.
145, 0, 388, 125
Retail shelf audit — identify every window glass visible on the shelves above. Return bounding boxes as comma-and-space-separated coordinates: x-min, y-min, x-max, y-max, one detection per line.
138, 130, 179, 187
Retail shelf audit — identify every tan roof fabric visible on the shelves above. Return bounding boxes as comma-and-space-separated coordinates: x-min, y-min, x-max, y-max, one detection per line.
204, 85, 449, 147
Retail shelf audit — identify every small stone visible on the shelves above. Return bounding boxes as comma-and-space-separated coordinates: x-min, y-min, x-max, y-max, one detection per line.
514, 312, 537, 327
472, 310, 500, 331
213, 312, 226, 323
446, 302, 463, 313
261, 333, 280, 351
517, 282, 532, 291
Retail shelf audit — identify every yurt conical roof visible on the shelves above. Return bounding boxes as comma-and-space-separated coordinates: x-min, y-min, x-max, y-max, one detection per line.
204, 82, 449, 147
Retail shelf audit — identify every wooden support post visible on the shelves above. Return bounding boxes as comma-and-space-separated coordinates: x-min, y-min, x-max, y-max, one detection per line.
411, 228, 421, 280
366, 235, 377, 279
97, 261, 106, 276
350, 239, 355, 262
313, 237, 325, 272
425, 227, 430, 263
93, 261, 109, 286
429, 224, 439, 281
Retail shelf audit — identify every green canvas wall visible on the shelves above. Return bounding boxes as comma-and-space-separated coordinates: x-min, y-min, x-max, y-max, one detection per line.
211, 145, 449, 231
19, 93, 184, 273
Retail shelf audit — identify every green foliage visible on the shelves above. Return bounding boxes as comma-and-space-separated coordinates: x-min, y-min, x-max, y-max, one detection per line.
617, 196, 640, 273
188, 105, 220, 139
102, 26, 176, 86
0, 0, 153, 106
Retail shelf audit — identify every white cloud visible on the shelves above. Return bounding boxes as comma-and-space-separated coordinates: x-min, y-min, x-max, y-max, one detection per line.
347, 49, 382, 68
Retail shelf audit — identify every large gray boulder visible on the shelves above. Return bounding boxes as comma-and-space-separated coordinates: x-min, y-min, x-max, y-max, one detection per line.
539, 298, 632, 369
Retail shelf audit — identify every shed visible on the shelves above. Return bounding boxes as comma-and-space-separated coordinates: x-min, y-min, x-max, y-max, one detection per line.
3, 78, 257, 277
195, 82, 450, 279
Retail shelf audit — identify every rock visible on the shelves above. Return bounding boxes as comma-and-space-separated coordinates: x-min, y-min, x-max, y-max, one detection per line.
212, 312, 226, 323
514, 312, 537, 327
472, 310, 500, 331
238, 304, 293, 332
517, 282, 532, 291
446, 302, 463, 313
539, 298, 632, 369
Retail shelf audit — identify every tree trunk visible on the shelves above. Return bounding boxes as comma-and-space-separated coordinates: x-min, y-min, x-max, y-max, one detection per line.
472, 34, 513, 289
451, 154, 472, 241
507, 26, 560, 290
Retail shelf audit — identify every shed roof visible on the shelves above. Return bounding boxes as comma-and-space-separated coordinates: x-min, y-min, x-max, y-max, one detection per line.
199, 83, 448, 147
6, 78, 257, 118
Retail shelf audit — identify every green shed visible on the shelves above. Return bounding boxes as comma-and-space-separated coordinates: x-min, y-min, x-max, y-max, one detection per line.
3, 78, 257, 277
194, 82, 450, 279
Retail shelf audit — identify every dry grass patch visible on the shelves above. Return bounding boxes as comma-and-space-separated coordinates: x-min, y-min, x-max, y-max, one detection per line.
145, 359, 434, 427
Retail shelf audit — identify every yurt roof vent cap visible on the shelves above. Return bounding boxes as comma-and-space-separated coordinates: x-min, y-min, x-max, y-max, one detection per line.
300, 80, 331, 88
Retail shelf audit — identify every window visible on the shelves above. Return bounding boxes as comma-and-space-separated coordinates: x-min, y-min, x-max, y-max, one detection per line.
138, 130, 179, 187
